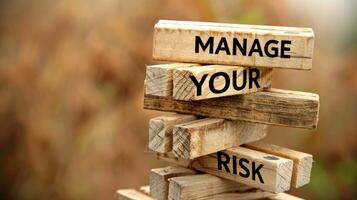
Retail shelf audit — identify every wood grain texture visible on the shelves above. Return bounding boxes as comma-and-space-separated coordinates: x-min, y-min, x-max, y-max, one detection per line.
144, 88, 320, 129
153, 147, 294, 193
244, 141, 313, 188
173, 65, 272, 100
149, 114, 197, 153
145, 63, 200, 97
168, 174, 247, 200
153, 152, 191, 167
172, 118, 267, 159
190, 147, 293, 193
116, 187, 303, 200
116, 189, 154, 200
150, 166, 197, 200
190, 189, 274, 200
134, 186, 303, 200
153, 20, 314, 70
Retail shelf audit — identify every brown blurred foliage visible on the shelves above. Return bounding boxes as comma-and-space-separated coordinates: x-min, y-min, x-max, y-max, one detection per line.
0, 0, 356, 199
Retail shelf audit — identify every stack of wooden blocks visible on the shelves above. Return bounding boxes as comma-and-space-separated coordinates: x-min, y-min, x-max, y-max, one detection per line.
117, 20, 319, 200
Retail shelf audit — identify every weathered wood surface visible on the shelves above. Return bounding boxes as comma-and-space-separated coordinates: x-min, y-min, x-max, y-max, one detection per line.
173, 118, 267, 159
144, 88, 320, 129
149, 114, 197, 153
268, 193, 304, 200
168, 174, 247, 200
116, 189, 154, 200
154, 147, 293, 193
189, 189, 275, 200
150, 166, 197, 200
173, 65, 272, 100
153, 20, 314, 70
145, 63, 200, 97
116, 187, 303, 200
153, 152, 192, 167
245, 141, 313, 188
190, 147, 293, 193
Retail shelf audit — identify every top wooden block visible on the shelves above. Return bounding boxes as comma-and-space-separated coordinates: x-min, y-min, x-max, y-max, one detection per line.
153, 20, 314, 70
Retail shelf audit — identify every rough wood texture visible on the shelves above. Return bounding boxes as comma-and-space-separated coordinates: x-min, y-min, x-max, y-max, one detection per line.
191, 189, 274, 200
144, 88, 320, 129
173, 118, 267, 159
116, 187, 303, 200
173, 65, 272, 100
153, 147, 294, 193
244, 141, 313, 188
150, 166, 197, 200
168, 174, 247, 200
136, 186, 292, 200
149, 114, 197, 153
153, 20, 314, 70
191, 147, 293, 193
116, 189, 154, 200
153, 152, 191, 167
268, 193, 304, 200
145, 63, 200, 97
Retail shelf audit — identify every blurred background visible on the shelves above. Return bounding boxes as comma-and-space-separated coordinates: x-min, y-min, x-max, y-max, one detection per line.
0, 0, 356, 199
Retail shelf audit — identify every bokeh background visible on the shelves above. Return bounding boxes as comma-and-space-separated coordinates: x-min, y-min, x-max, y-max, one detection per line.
0, 0, 356, 199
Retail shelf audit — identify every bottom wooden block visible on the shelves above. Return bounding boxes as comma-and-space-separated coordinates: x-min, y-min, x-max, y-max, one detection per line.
269, 193, 304, 200
116, 187, 304, 200
168, 174, 250, 200
150, 166, 197, 200
116, 189, 154, 200
181, 188, 274, 200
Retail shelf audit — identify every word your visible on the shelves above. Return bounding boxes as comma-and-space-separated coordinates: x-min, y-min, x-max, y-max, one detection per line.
189, 68, 260, 96
217, 151, 265, 184
195, 36, 291, 58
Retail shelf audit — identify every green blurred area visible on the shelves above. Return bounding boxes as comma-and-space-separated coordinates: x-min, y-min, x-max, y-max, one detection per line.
0, 0, 356, 199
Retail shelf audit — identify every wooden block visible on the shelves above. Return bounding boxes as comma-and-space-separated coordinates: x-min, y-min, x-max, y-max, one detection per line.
168, 174, 248, 200
153, 20, 314, 70
268, 193, 304, 200
244, 141, 313, 188
154, 146, 293, 193
130, 182, 304, 200
150, 166, 197, 200
116, 189, 154, 200
145, 63, 200, 97
144, 88, 320, 129
139, 186, 150, 195
145, 63, 272, 101
191, 189, 275, 200
173, 118, 267, 159
201, 191, 304, 200
153, 152, 192, 167
173, 65, 272, 100
191, 147, 293, 193
149, 114, 197, 153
